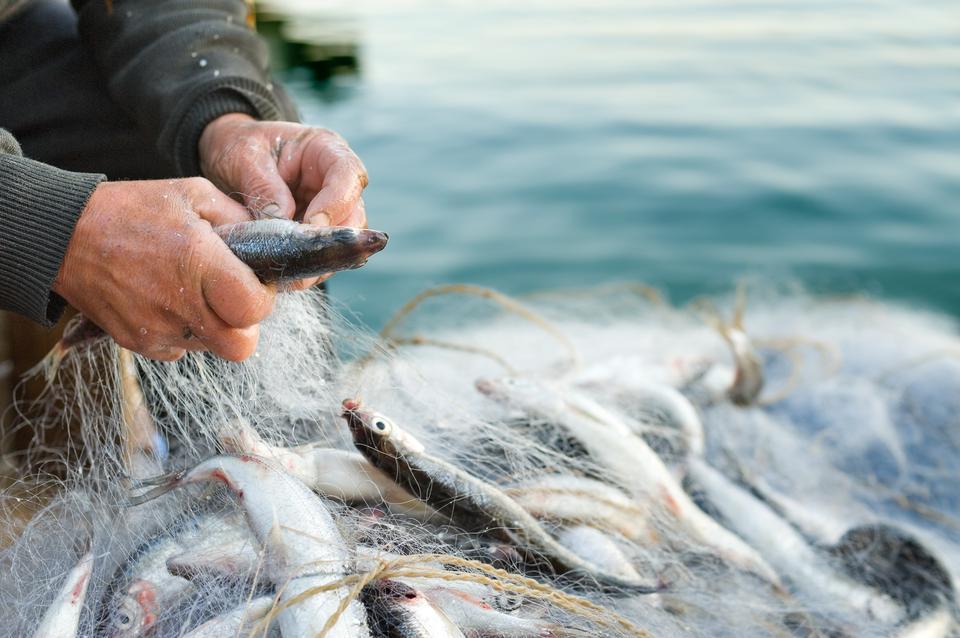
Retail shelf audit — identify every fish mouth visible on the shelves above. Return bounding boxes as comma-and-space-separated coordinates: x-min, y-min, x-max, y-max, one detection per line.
357, 229, 389, 256
341, 400, 368, 441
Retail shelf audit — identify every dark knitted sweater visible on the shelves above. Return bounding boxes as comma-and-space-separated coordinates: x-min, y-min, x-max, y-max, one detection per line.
0, 0, 296, 325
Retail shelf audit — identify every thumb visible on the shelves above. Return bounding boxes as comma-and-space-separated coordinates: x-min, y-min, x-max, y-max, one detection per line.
233, 151, 297, 220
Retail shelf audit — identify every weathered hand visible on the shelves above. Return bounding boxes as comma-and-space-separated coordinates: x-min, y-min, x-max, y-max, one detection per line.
198, 114, 369, 288
52, 178, 276, 362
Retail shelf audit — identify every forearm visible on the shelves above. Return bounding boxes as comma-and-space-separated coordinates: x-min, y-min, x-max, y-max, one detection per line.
70, 0, 298, 176
0, 129, 104, 325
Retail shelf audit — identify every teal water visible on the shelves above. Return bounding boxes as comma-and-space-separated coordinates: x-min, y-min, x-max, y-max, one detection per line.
264, 0, 960, 327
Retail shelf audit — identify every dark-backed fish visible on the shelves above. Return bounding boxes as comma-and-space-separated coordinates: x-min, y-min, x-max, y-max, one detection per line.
215, 219, 388, 283
342, 399, 662, 594
362, 579, 465, 638
39, 220, 387, 367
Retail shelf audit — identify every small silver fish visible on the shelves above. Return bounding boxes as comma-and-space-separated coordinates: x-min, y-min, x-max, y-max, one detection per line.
218, 419, 435, 519
181, 596, 275, 638
165, 513, 260, 582
117, 347, 166, 481
40, 220, 388, 370
98, 514, 240, 638
418, 585, 594, 638
32, 551, 94, 638
687, 458, 903, 624
504, 474, 655, 544
476, 376, 780, 586
129, 455, 369, 638
362, 579, 466, 638
215, 219, 388, 283
555, 526, 646, 584
342, 400, 662, 594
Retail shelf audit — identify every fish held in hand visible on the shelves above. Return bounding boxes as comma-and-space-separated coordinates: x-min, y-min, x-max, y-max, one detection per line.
38, 220, 387, 366
216, 219, 388, 283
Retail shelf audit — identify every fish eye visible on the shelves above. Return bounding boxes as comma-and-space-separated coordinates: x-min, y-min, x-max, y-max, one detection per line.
116, 612, 132, 628
371, 417, 393, 435
495, 591, 523, 611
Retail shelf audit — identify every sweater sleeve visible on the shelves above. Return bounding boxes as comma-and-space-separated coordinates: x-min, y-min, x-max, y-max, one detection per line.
0, 128, 105, 325
70, 0, 299, 177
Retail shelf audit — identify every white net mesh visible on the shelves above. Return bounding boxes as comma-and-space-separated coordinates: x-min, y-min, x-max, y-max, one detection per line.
1, 285, 956, 637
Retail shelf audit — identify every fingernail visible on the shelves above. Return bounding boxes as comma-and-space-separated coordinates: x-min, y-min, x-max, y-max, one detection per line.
259, 203, 282, 219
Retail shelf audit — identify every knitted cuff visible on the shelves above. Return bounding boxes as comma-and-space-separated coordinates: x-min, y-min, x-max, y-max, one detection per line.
0, 154, 105, 325
170, 77, 296, 177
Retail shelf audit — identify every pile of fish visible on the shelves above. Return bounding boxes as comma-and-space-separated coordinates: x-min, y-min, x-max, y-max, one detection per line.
4, 226, 959, 637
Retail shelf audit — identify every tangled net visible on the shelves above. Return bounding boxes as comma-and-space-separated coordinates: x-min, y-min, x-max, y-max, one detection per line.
0, 283, 957, 637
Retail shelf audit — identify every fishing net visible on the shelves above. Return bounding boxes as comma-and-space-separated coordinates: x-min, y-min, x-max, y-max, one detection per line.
0, 284, 957, 637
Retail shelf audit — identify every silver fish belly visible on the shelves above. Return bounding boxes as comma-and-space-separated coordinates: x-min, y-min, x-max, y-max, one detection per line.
363, 579, 466, 638
129, 455, 370, 638
32, 551, 94, 638
181, 596, 275, 638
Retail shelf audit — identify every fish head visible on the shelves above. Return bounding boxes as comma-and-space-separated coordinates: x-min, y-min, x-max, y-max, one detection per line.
370, 578, 420, 602
367, 580, 465, 635
352, 228, 389, 259
341, 399, 425, 458
311, 227, 389, 271
104, 580, 157, 638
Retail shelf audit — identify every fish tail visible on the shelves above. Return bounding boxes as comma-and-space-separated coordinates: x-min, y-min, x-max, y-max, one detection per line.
124, 469, 186, 506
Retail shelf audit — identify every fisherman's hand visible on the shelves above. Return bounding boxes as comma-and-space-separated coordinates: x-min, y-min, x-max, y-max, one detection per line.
52, 179, 276, 362
198, 114, 369, 289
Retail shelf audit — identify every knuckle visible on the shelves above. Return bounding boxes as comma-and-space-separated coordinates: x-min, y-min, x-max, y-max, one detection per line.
183, 176, 208, 192
187, 176, 219, 199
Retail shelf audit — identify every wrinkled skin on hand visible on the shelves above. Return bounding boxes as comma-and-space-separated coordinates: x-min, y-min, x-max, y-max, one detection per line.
52, 178, 276, 362
198, 114, 369, 289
